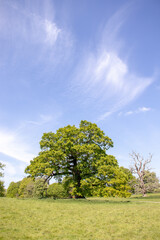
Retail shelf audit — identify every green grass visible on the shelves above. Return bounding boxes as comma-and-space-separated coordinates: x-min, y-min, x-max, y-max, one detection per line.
0, 194, 160, 240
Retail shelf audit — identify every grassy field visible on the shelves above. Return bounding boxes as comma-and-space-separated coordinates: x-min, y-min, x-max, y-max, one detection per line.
0, 194, 160, 240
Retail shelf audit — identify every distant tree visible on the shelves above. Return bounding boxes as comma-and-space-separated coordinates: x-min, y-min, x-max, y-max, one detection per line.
25, 180, 34, 197
134, 171, 160, 194
144, 171, 160, 193
0, 181, 5, 197
0, 162, 5, 197
7, 181, 21, 198
33, 178, 48, 198
47, 183, 68, 199
119, 167, 137, 194
130, 152, 152, 197
0, 162, 5, 177
25, 120, 131, 198
18, 177, 34, 198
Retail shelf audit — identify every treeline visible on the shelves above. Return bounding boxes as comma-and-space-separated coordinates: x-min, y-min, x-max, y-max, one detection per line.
6, 178, 69, 199
1, 166, 160, 199
5, 170, 160, 199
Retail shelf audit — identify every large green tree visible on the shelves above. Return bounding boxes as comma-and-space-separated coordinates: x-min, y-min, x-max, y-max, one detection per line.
25, 120, 130, 198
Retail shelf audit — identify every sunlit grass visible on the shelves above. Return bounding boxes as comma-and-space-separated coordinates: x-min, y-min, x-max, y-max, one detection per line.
0, 194, 160, 240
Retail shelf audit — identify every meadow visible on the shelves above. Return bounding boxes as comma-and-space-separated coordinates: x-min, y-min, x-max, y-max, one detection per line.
0, 194, 160, 240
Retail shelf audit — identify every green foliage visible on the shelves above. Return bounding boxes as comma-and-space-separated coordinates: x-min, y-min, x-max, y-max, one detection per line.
81, 157, 131, 198
25, 120, 130, 198
62, 176, 74, 198
119, 167, 137, 194
7, 177, 48, 199
25, 180, 35, 197
47, 183, 68, 199
33, 178, 48, 198
7, 181, 21, 198
18, 177, 34, 198
0, 180, 5, 197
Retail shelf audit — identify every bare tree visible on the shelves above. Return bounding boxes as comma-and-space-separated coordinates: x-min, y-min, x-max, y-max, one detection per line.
130, 152, 152, 197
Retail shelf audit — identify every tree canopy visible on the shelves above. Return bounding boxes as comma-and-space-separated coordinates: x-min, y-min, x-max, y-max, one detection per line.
25, 120, 131, 197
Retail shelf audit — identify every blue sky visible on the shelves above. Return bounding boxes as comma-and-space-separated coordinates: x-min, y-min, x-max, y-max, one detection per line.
0, 0, 160, 188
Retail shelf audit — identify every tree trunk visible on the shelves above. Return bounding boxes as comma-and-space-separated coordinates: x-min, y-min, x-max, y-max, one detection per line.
140, 177, 147, 197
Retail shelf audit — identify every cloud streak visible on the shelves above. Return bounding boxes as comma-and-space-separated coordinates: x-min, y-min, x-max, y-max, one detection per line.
71, 3, 155, 121
44, 20, 61, 46
0, 1, 61, 47
0, 0, 73, 75
125, 107, 152, 116
26, 114, 53, 126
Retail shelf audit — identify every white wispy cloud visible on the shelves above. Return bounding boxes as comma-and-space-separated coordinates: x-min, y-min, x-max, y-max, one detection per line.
125, 111, 134, 116
138, 107, 151, 112
72, 3, 155, 121
0, 130, 35, 163
44, 20, 61, 46
74, 49, 153, 122
0, 0, 73, 69
26, 114, 53, 126
0, 1, 61, 46
125, 107, 151, 116
96, 111, 112, 122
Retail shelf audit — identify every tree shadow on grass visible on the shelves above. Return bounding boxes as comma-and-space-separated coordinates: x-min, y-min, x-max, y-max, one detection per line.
38, 197, 132, 204
87, 199, 131, 204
